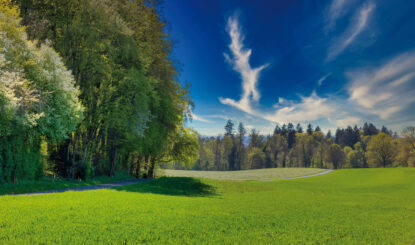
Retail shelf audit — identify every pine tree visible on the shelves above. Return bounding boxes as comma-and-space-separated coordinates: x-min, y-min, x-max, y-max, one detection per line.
363, 122, 369, 135
296, 123, 303, 133
274, 125, 281, 135
381, 126, 392, 136
307, 124, 313, 135
281, 124, 288, 137
326, 130, 332, 139
364, 123, 379, 136
238, 123, 246, 140
335, 128, 341, 144
225, 120, 235, 137
287, 123, 296, 149
353, 126, 361, 147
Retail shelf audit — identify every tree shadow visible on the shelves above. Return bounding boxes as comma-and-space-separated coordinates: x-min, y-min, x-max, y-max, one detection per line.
114, 177, 217, 197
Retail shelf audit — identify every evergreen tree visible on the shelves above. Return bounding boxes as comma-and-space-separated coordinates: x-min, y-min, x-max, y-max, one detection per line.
274, 125, 281, 135
287, 123, 296, 149
326, 130, 332, 139
238, 123, 246, 141
363, 123, 379, 136
225, 120, 235, 137
307, 124, 313, 135
335, 128, 341, 144
363, 122, 369, 134
296, 123, 303, 133
281, 124, 288, 137
381, 126, 392, 136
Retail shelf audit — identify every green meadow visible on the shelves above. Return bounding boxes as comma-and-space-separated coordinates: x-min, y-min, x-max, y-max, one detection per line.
0, 171, 133, 196
160, 167, 326, 180
1, 168, 414, 244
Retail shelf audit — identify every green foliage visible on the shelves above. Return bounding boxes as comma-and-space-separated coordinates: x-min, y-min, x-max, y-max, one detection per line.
0, 0, 82, 182
224, 119, 234, 137
397, 127, 415, 167
247, 147, 266, 169
0, 168, 414, 243
6, 0, 197, 180
2, 0, 413, 183
366, 132, 398, 167
191, 122, 415, 171
325, 143, 344, 169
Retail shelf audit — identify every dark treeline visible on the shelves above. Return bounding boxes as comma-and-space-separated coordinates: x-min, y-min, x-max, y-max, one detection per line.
179, 121, 415, 170
0, 0, 199, 183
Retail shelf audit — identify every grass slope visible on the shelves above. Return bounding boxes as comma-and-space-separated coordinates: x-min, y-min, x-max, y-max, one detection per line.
0, 168, 414, 244
159, 167, 326, 180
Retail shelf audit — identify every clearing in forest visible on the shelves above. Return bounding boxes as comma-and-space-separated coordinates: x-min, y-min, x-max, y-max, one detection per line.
159, 167, 328, 180
1, 168, 414, 244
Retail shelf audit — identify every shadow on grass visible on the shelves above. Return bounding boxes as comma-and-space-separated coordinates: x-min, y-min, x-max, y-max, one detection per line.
114, 177, 217, 197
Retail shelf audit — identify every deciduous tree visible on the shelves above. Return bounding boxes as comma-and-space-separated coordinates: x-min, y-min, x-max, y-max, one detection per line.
366, 133, 397, 167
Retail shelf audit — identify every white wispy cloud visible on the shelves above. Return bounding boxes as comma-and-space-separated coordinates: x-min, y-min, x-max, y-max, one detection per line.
325, 0, 348, 32
219, 15, 268, 115
327, 2, 375, 61
264, 92, 335, 125
318, 72, 332, 86
191, 113, 212, 123
215, 11, 413, 133
219, 15, 335, 127
347, 50, 415, 119
336, 116, 361, 128
245, 124, 254, 130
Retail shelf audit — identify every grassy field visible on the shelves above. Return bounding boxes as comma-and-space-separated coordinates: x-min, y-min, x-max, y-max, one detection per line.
0, 171, 133, 195
159, 167, 327, 180
0, 168, 414, 244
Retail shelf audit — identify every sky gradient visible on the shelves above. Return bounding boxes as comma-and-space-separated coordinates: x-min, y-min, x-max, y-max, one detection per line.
163, 0, 415, 136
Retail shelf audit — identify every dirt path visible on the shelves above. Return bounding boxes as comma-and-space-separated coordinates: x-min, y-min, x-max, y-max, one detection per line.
261, 169, 335, 181
11, 169, 335, 196
12, 179, 150, 196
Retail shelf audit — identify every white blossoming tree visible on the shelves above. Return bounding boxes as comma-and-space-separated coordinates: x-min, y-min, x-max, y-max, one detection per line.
0, 0, 83, 182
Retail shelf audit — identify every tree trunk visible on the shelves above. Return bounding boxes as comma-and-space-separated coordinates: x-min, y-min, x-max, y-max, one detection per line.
109, 147, 118, 177
72, 134, 77, 179
128, 155, 135, 176
66, 143, 70, 177
81, 145, 88, 166
135, 156, 142, 178
148, 157, 156, 178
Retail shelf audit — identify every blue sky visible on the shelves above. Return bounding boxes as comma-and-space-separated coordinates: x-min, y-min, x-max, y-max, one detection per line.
163, 0, 415, 136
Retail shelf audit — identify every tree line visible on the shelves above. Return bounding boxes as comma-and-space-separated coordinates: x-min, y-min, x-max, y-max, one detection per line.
180, 121, 415, 171
0, 0, 199, 183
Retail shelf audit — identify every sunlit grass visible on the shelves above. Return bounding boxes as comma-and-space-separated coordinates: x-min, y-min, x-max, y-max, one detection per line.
159, 167, 327, 180
0, 168, 414, 244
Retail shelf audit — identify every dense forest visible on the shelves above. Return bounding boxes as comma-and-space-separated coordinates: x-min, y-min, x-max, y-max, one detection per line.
175, 121, 415, 171
0, 0, 199, 183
